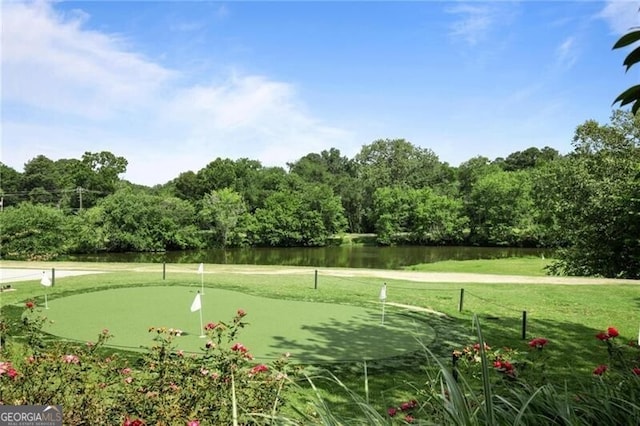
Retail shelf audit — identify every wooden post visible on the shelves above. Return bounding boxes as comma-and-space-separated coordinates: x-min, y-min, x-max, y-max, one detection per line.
51, 268, 56, 287
458, 288, 464, 312
522, 311, 527, 340
314, 270, 318, 289
163, 262, 166, 280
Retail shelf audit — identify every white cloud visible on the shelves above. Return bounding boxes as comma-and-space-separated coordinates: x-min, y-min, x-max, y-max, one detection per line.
446, 2, 519, 47
447, 4, 493, 46
599, 0, 640, 34
1, 1, 354, 185
555, 36, 578, 70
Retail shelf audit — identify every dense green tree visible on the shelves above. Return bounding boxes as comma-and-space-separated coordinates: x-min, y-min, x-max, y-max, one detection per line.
0, 202, 69, 260
0, 163, 22, 209
550, 111, 640, 278
200, 188, 248, 247
409, 188, 468, 245
97, 188, 202, 252
500, 147, 560, 171
289, 148, 362, 232
371, 187, 467, 245
251, 180, 346, 246
371, 187, 412, 245
355, 139, 446, 231
20, 155, 61, 205
468, 170, 535, 246
65, 207, 107, 253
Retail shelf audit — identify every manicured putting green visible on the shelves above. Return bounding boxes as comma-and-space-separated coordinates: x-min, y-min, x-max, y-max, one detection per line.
44, 286, 434, 362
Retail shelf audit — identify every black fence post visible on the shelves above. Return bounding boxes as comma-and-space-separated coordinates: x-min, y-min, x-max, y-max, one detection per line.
51, 268, 55, 287
522, 311, 527, 339
163, 262, 166, 280
458, 288, 464, 312
314, 270, 318, 290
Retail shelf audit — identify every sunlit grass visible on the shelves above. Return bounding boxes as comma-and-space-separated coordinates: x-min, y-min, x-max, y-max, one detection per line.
1, 259, 639, 420
405, 256, 552, 276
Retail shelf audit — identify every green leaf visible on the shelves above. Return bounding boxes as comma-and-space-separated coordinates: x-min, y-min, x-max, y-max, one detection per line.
632, 100, 640, 116
613, 29, 640, 49
613, 85, 640, 107
623, 46, 640, 71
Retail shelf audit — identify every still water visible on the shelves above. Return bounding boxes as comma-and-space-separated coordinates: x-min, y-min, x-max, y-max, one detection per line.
66, 246, 549, 270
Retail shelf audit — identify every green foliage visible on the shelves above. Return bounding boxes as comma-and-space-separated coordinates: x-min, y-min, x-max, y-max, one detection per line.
251, 181, 347, 246
549, 111, 640, 278
468, 170, 535, 246
0, 203, 68, 260
200, 188, 249, 247
1, 305, 293, 425
613, 28, 640, 115
98, 188, 203, 252
372, 187, 467, 245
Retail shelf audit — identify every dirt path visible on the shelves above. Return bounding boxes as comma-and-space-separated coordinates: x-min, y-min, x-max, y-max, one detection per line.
1, 261, 638, 285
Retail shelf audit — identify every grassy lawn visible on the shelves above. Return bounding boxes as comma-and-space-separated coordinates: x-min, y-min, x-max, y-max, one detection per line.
1, 259, 638, 418
405, 256, 552, 276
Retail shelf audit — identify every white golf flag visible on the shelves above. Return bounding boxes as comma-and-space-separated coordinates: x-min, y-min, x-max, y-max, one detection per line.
197, 263, 204, 274
379, 284, 387, 301
190, 292, 202, 312
41, 272, 52, 287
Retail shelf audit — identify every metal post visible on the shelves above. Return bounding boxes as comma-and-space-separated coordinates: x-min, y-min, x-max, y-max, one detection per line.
163, 262, 166, 280
458, 288, 464, 312
522, 311, 527, 339
51, 268, 55, 287
314, 269, 318, 290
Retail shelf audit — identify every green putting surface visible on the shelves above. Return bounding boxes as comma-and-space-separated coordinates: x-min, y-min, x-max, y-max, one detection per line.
44, 286, 434, 362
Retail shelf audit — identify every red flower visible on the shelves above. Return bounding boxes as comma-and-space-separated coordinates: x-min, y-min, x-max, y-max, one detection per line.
123, 418, 145, 426
204, 322, 218, 330
387, 407, 397, 417
472, 342, 491, 352
1, 362, 19, 380
528, 338, 549, 349
494, 359, 515, 376
187, 421, 200, 426
231, 342, 248, 353
400, 399, 418, 411
25, 301, 35, 310
596, 327, 620, 341
237, 309, 247, 318
593, 365, 607, 376
632, 367, 640, 376
249, 364, 269, 375
404, 414, 415, 423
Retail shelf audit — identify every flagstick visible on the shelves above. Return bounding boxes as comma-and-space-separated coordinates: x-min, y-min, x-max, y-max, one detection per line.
199, 305, 205, 338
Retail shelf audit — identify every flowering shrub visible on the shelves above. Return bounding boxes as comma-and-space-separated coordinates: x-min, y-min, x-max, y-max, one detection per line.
0, 304, 295, 425
592, 326, 640, 378
386, 399, 418, 424
452, 341, 524, 382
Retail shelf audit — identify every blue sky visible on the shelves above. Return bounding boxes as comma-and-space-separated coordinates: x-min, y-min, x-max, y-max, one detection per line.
2, 1, 639, 186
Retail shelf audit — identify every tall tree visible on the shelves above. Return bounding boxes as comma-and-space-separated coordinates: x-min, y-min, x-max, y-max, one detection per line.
550, 111, 640, 278
200, 188, 248, 248
355, 139, 445, 231
0, 163, 22, 209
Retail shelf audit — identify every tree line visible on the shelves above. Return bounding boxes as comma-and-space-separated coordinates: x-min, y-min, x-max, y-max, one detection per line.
1, 111, 638, 278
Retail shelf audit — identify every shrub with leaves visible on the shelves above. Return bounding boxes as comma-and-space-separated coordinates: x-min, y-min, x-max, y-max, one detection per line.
1, 305, 294, 425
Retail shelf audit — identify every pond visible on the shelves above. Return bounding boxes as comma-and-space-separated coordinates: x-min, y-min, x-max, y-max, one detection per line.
64, 245, 550, 270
